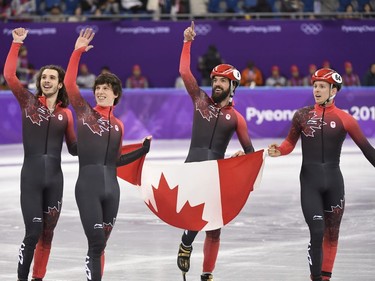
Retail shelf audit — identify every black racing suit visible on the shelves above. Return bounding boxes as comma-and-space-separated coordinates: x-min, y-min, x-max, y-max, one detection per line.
4, 42, 78, 280
179, 41, 254, 273
277, 103, 375, 280
64, 47, 150, 281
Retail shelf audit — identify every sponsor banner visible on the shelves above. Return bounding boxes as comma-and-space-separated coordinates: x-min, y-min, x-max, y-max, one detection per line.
0, 88, 374, 144
0, 20, 374, 88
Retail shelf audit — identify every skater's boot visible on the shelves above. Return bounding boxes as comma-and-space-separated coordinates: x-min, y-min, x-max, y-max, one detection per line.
177, 243, 193, 273
201, 273, 214, 281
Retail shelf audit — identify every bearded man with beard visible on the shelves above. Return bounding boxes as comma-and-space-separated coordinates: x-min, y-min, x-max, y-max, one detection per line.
176, 22, 255, 281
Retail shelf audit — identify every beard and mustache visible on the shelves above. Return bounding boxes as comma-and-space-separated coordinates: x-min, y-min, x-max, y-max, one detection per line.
211, 85, 231, 104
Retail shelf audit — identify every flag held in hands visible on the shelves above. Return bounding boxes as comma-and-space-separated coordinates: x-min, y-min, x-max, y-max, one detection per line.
118, 146, 265, 231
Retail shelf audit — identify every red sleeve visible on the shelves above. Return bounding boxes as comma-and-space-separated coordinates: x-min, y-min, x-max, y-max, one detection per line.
179, 41, 204, 101
278, 110, 301, 155
64, 47, 88, 112
338, 110, 375, 166
235, 110, 254, 154
117, 119, 125, 159
64, 108, 78, 156
4, 42, 33, 107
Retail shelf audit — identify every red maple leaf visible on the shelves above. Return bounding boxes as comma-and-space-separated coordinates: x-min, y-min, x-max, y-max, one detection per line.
146, 173, 208, 231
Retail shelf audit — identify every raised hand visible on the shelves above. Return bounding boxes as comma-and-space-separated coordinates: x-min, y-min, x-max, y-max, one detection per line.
74, 28, 95, 52
12, 28, 28, 43
183, 21, 196, 42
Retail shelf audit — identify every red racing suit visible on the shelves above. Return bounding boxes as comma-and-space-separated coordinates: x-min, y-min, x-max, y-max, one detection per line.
277, 102, 375, 279
4, 42, 77, 280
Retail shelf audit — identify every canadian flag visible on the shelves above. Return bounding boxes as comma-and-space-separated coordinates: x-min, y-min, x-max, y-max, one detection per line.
118, 145, 265, 231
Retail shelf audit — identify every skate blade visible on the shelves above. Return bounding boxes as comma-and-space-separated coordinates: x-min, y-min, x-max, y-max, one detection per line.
182, 272, 187, 281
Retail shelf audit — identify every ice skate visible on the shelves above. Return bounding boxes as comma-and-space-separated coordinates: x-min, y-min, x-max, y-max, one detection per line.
177, 243, 192, 280
201, 273, 214, 280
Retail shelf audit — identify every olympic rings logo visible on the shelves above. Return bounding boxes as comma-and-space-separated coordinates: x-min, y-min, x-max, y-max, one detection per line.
76, 25, 99, 34
194, 24, 212, 36
300, 23, 322, 35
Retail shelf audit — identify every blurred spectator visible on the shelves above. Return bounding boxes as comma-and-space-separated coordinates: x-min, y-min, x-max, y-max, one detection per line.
322, 60, 331, 68
287, 64, 304, 86
280, 0, 304, 12
302, 63, 317, 86
47, 4, 64, 21
76, 63, 96, 88
26, 63, 38, 90
320, 0, 339, 13
362, 62, 375, 86
0, 0, 11, 19
10, 0, 36, 16
75, 0, 99, 16
100, 65, 111, 74
342, 61, 361, 86
208, 0, 241, 13
198, 44, 224, 86
171, 0, 190, 19
126, 64, 149, 88
99, 0, 120, 14
175, 75, 185, 88
265, 65, 287, 87
0, 68, 9, 90
362, 2, 374, 18
244, 0, 272, 12
240, 60, 263, 87
16, 45, 35, 88
43, 0, 63, 15
341, 3, 359, 18
158, 0, 172, 14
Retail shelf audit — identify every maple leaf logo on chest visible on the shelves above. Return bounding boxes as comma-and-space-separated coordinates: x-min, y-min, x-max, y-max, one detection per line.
196, 99, 220, 121
302, 111, 326, 137
83, 114, 113, 136
25, 105, 52, 126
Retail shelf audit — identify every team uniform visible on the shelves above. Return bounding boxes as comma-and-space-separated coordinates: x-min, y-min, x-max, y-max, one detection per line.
4, 42, 78, 281
178, 41, 254, 279
277, 102, 375, 280
64, 47, 149, 281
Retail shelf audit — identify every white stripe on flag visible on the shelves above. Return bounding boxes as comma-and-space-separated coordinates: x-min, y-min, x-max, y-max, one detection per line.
140, 160, 223, 229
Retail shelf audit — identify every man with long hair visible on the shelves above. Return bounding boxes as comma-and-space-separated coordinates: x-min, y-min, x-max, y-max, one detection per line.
4, 27, 78, 281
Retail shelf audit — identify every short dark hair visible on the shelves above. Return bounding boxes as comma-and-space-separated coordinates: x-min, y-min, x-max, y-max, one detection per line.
35, 65, 69, 108
93, 73, 123, 105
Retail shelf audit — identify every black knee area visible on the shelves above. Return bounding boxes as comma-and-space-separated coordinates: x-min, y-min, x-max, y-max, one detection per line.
88, 232, 106, 256
24, 225, 43, 248
309, 223, 324, 245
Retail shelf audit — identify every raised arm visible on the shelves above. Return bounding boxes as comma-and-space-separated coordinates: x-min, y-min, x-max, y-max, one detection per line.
3, 28, 32, 106
179, 21, 203, 100
64, 28, 95, 110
